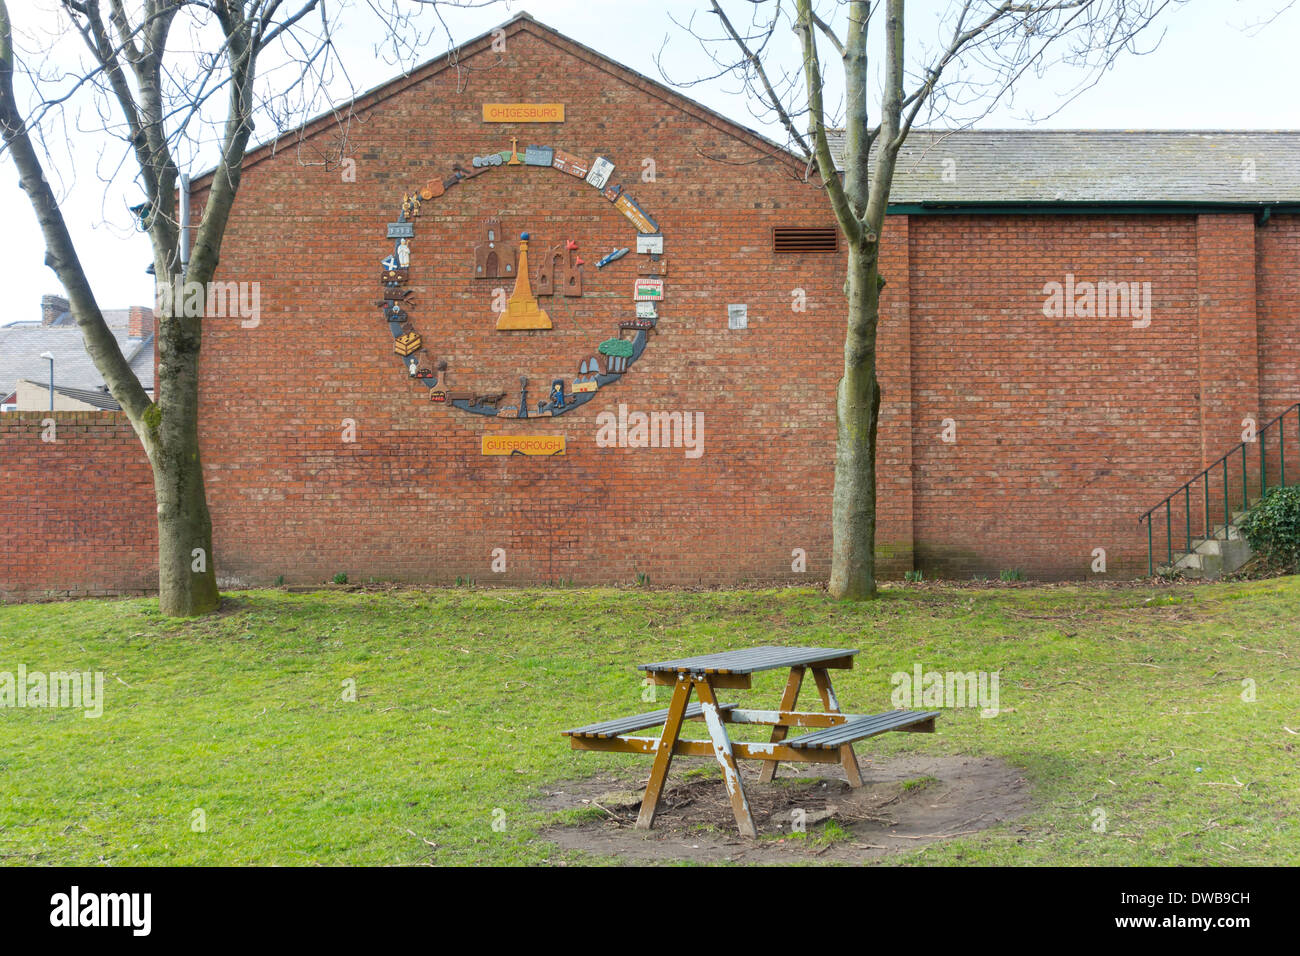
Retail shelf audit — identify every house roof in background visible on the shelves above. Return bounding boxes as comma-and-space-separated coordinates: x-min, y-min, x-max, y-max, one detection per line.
0, 325, 154, 400
826, 130, 1300, 205
24, 305, 139, 331
16, 379, 123, 410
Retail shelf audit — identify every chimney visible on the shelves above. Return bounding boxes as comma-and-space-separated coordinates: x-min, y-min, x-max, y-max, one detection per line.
41, 294, 69, 326
128, 305, 154, 338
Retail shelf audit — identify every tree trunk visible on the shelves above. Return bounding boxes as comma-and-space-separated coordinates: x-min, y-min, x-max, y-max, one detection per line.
153, 443, 220, 616
1, 0, 217, 616
829, 240, 882, 600
153, 279, 220, 617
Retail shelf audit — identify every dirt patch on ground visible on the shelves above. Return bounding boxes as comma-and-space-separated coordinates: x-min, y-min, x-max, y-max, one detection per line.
536, 755, 1031, 864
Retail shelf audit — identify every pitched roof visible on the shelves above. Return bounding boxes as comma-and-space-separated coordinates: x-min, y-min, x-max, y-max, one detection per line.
0, 325, 154, 401
187, 13, 1298, 206
21, 304, 138, 331
16, 379, 123, 410
826, 129, 1300, 205
190, 12, 803, 189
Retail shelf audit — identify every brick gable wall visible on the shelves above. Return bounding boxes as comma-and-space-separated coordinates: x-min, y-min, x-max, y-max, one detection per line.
1, 22, 1295, 598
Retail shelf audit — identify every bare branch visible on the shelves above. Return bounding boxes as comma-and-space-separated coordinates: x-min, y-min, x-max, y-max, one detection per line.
0, 0, 154, 432
708, 0, 812, 158
794, 0, 861, 243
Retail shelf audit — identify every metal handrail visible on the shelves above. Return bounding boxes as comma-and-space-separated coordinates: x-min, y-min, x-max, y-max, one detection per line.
1139, 402, 1300, 575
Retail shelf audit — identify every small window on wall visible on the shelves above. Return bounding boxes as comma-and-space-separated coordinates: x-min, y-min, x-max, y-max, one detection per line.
773, 227, 839, 254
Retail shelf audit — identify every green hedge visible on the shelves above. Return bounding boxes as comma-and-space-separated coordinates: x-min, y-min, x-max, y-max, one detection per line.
1240, 485, 1300, 572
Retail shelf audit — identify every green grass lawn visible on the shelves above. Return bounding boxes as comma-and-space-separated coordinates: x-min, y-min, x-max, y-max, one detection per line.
1, 578, 1297, 865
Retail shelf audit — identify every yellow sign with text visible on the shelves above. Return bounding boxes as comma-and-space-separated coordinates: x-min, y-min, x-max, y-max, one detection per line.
482, 435, 566, 456
482, 103, 565, 123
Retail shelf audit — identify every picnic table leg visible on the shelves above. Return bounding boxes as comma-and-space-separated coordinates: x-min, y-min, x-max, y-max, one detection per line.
694, 677, 757, 839
812, 667, 864, 788
635, 675, 692, 831
758, 665, 805, 784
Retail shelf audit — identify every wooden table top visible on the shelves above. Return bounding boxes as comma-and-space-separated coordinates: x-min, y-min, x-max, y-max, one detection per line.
637, 645, 858, 676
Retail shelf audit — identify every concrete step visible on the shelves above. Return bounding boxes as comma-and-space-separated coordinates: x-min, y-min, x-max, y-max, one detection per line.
1206, 520, 1248, 541
1197, 504, 1259, 542
1168, 535, 1254, 579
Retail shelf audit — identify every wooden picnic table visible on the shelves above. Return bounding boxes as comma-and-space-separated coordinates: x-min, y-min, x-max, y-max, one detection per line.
563, 645, 938, 838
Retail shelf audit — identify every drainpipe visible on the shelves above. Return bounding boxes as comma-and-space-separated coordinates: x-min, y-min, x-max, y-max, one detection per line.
179, 173, 191, 274
40, 351, 54, 411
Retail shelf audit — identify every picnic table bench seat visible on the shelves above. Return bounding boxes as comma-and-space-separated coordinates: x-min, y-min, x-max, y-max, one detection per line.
563, 702, 737, 739
783, 709, 939, 750
564, 645, 944, 838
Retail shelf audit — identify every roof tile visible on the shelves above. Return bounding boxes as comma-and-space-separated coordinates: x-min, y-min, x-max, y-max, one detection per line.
826, 129, 1300, 204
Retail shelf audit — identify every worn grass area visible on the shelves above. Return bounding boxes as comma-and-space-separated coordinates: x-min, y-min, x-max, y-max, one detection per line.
1, 578, 1297, 865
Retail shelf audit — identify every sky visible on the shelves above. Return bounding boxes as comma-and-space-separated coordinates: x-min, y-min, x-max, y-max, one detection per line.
0, 0, 1297, 324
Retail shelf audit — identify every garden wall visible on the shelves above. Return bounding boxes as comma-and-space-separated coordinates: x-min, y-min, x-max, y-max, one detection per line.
0, 412, 155, 600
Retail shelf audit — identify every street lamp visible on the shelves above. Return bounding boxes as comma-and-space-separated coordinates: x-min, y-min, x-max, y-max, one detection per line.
39, 352, 54, 411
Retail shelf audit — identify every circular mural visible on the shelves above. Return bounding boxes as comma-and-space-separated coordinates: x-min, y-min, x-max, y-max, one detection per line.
377, 140, 665, 419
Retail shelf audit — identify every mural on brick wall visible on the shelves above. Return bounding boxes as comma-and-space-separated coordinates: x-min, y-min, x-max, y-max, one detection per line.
378, 139, 665, 419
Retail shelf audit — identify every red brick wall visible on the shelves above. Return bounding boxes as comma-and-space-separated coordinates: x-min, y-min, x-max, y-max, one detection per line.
907, 214, 1202, 577
1257, 215, 1300, 419
877, 216, 914, 568
1196, 214, 1259, 467
1254, 214, 1300, 498
0, 412, 155, 600
1, 19, 1296, 598
183, 24, 860, 590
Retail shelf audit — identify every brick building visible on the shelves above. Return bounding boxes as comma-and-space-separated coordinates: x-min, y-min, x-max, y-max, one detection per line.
2, 13, 1298, 599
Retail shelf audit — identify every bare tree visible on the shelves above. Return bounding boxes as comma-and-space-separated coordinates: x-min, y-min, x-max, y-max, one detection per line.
0, 0, 484, 616
675, 0, 1180, 598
